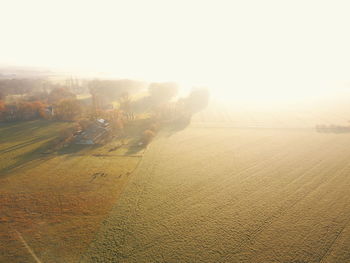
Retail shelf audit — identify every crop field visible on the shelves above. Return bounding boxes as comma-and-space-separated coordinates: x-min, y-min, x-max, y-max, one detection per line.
192, 100, 350, 129
83, 126, 350, 263
0, 121, 141, 262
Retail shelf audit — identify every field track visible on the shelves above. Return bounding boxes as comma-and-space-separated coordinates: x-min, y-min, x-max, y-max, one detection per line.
82, 126, 350, 263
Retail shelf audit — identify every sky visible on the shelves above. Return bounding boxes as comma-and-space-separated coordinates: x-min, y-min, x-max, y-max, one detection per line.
1, 0, 350, 105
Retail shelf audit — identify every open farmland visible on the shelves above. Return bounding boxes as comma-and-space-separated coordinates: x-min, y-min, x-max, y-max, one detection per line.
0, 121, 142, 262
83, 126, 350, 263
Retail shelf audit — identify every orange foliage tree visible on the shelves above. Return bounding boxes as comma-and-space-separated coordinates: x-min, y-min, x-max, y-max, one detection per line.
55, 99, 82, 121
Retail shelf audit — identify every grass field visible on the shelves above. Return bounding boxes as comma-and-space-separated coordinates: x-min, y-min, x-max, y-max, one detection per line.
83, 126, 350, 263
0, 120, 142, 262
2, 110, 350, 263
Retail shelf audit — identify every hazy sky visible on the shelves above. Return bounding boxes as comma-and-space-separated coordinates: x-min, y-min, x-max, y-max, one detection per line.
1, 0, 350, 103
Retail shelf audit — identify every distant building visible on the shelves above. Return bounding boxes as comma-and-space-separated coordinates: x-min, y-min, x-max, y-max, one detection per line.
75, 119, 111, 144
97, 118, 109, 126
45, 106, 54, 117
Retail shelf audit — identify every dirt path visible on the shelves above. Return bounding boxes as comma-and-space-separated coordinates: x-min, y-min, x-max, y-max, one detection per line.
82, 128, 350, 263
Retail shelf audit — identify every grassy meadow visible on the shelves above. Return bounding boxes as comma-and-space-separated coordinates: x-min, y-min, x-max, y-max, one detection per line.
1, 109, 350, 263
0, 120, 142, 262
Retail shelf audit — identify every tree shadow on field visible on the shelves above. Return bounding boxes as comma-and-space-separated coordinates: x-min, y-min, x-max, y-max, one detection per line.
162, 115, 192, 137
0, 120, 104, 177
57, 144, 100, 156
124, 143, 145, 156
0, 140, 106, 177
0, 138, 57, 177
0, 121, 52, 144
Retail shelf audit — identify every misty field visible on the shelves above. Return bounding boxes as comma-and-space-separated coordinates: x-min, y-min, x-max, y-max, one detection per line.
83, 127, 350, 263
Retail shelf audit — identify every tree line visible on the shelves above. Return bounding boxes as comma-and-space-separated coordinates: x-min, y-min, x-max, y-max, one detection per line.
0, 78, 209, 147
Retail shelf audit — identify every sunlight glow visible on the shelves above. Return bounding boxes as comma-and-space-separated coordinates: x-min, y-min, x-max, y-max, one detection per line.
1, 0, 350, 106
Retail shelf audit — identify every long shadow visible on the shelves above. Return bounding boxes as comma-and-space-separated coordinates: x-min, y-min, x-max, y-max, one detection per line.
124, 140, 145, 156
0, 120, 107, 177
0, 138, 104, 176
0, 120, 72, 147
57, 143, 100, 155
0, 136, 53, 154
0, 122, 43, 144
0, 139, 97, 178
0, 138, 57, 176
162, 115, 192, 137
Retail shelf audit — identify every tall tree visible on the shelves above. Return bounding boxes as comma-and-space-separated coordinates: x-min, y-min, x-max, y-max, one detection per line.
55, 99, 81, 121
48, 87, 76, 104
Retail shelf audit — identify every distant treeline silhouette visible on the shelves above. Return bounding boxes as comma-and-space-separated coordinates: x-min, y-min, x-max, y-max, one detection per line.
315, 124, 350, 133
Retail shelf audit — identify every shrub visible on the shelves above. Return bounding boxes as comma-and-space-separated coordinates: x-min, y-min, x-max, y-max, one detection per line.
149, 122, 160, 133
141, 129, 155, 145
